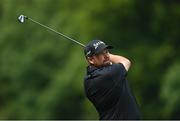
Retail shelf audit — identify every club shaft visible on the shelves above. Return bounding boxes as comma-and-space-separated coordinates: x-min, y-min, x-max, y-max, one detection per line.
26, 17, 85, 47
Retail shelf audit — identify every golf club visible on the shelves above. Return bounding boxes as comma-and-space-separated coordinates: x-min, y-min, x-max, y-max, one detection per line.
18, 15, 85, 47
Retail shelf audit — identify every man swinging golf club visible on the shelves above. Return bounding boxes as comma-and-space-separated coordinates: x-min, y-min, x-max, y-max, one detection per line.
84, 40, 141, 120
18, 15, 141, 120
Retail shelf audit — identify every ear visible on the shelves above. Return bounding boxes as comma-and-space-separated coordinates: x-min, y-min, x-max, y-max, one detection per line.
87, 57, 94, 64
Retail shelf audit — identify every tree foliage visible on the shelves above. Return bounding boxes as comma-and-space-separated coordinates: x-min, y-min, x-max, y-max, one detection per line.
0, 0, 179, 119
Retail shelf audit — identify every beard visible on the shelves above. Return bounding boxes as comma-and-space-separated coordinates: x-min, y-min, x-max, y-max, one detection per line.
103, 60, 111, 66
92, 60, 111, 68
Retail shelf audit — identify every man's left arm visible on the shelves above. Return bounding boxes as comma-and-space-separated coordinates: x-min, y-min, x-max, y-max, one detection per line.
109, 53, 131, 71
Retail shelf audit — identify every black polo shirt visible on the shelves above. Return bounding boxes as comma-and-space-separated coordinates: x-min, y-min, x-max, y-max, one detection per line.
84, 63, 141, 120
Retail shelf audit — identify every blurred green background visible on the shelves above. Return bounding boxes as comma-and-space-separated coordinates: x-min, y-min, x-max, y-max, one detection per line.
0, 0, 180, 119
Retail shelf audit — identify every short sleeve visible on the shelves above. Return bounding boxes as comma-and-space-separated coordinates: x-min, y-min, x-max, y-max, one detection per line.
110, 63, 127, 81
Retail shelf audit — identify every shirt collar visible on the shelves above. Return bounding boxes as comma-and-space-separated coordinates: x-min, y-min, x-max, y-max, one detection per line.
87, 63, 112, 74
86, 65, 97, 74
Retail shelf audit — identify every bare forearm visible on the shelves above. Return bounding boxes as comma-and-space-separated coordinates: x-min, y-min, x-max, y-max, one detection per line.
109, 54, 131, 71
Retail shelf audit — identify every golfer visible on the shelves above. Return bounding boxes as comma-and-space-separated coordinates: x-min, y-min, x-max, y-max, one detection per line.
84, 40, 141, 120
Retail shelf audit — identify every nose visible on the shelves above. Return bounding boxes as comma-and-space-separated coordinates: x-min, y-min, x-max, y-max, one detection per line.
104, 52, 110, 60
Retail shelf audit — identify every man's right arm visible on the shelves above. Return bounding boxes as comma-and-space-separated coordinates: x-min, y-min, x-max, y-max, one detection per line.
109, 54, 131, 71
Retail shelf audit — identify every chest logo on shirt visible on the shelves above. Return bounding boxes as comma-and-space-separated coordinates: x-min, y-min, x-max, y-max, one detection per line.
93, 41, 105, 49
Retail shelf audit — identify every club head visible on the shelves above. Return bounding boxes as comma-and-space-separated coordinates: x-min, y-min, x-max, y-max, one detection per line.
18, 15, 27, 23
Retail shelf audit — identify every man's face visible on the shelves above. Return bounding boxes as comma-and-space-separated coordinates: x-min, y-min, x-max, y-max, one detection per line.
87, 49, 111, 67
